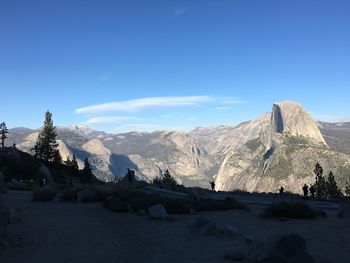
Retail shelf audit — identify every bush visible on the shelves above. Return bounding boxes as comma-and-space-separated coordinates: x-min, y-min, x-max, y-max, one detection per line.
261, 201, 318, 219
105, 188, 249, 214
32, 185, 60, 201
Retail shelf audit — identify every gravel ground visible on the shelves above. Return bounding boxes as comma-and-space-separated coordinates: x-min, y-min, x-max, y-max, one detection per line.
0, 191, 349, 263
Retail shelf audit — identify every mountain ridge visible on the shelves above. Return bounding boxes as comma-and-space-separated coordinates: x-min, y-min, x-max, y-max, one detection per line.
5, 101, 350, 193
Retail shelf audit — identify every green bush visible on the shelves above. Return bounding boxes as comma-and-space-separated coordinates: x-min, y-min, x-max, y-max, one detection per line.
261, 201, 318, 219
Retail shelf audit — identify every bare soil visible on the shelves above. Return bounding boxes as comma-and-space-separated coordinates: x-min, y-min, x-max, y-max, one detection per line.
1, 191, 349, 263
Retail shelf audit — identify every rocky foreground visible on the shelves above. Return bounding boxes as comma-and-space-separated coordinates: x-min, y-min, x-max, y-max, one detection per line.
1, 191, 349, 263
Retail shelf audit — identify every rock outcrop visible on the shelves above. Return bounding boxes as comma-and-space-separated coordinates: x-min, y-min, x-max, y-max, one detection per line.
270, 101, 327, 146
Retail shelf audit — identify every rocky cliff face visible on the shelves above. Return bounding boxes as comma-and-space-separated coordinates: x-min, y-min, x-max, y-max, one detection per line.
6, 101, 350, 193
271, 101, 327, 146
214, 101, 349, 193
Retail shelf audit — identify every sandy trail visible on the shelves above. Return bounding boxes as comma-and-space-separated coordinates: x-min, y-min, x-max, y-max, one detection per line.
1, 191, 349, 263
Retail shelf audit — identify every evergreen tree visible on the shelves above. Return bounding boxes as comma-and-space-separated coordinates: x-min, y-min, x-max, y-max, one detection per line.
312, 163, 327, 198
81, 157, 93, 183
326, 171, 342, 198
0, 122, 9, 148
162, 169, 177, 185
64, 155, 79, 171
71, 155, 79, 171
33, 111, 61, 164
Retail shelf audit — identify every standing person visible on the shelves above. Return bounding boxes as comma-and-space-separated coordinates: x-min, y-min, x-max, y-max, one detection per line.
209, 181, 215, 192
302, 184, 309, 198
279, 186, 284, 196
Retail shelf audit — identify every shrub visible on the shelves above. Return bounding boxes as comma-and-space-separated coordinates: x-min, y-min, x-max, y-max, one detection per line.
261, 201, 318, 219
105, 188, 249, 214
32, 185, 60, 201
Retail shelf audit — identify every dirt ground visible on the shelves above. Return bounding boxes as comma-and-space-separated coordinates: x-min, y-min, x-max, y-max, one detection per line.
0, 191, 349, 263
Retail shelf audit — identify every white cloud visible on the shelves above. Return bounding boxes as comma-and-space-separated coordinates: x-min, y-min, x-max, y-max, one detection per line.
75, 96, 216, 114
83, 116, 138, 124
214, 106, 233, 111
174, 8, 185, 16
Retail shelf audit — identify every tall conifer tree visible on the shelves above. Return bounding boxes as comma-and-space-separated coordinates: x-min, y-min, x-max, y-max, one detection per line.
33, 111, 61, 164
0, 122, 8, 148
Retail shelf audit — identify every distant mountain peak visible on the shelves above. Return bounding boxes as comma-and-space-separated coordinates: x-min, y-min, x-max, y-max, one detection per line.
271, 101, 327, 146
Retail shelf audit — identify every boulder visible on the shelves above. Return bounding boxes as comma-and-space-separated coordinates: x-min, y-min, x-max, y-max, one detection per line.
148, 204, 168, 219
52, 193, 65, 203
223, 225, 239, 236
77, 189, 96, 203
10, 178, 29, 191
250, 233, 314, 263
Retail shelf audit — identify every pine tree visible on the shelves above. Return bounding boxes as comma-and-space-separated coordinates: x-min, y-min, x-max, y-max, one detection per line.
33, 111, 61, 164
326, 171, 342, 198
71, 155, 79, 171
162, 169, 176, 185
64, 155, 79, 171
312, 163, 327, 198
81, 157, 93, 183
0, 122, 9, 148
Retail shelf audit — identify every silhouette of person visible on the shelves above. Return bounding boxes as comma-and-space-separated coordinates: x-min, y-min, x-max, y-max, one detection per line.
309, 185, 315, 198
209, 181, 215, 191
302, 184, 309, 197
279, 186, 284, 195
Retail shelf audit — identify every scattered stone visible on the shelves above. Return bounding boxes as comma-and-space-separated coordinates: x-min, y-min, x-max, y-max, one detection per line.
225, 248, 246, 261
137, 209, 146, 216
223, 225, 239, 236
148, 204, 168, 219
193, 216, 218, 235
249, 233, 313, 263
52, 193, 65, 203
77, 189, 96, 203
244, 235, 256, 244
9, 178, 29, 191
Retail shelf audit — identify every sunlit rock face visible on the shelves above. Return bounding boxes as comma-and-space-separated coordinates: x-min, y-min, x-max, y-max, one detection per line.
271, 101, 327, 146
214, 101, 349, 193
7, 101, 350, 193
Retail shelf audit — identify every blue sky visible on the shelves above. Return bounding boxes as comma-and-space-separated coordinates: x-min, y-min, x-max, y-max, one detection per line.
1, 0, 349, 133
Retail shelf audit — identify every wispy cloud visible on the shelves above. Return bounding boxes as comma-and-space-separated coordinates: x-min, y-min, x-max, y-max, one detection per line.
82, 116, 139, 125
174, 8, 185, 16
76, 96, 216, 114
214, 106, 233, 111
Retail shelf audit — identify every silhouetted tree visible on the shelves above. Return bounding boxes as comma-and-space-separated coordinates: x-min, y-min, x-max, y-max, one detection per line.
0, 122, 9, 148
312, 163, 327, 198
81, 157, 93, 183
65, 155, 78, 171
326, 171, 342, 198
162, 169, 177, 185
345, 182, 350, 197
33, 111, 61, 164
